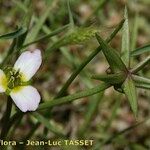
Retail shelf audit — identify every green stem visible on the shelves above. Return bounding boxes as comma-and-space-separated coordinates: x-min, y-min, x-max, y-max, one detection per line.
131, 55, 150, 73
56, 19, 124, 98
21, 24, 69, 49
132, 75, 150, 85
8, 116, 23, 138
0, 97, 12, 139
93, 119, 147, 149
0, 39, 17, 68
32, 112, 65, 137
38, 83, 111, 110
135, 83, 150, 89
103, 94, 121, 131
7, 112, 23, 135
91, 72, 126, 84
103, 120, 146, 145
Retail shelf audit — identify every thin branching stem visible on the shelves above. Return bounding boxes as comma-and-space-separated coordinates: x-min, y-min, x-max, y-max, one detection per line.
0, 97, 12, 139
21, 24, 69, 49
131, 55, 150, 73
132, 75, 150, 85
56, 19, 125, 98
38, 83, 111, 110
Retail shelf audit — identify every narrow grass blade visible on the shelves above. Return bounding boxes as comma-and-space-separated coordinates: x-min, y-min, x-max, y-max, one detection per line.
132, 75, 150, 85
121, 6, 130, 67
26, 2, 56, 42
32, 112, 65, 137
67, 0, 74, 29
0, 38, 17, 67
91, 72, 126, 84
130, 144, 147, 150
0, 27, 27, 40
13, 0, 28, 12
83, 0, 108, 25
104, 94, 121, 131
131, 55, 150, 73
38, 83, 111, 110
131, 12, 139, 51
15, 2, 32, 52
135, 83, 150, 89
122, 76, 138, 117
131, 44, 150, 56
95, 34, 127, 73
0, 97, 12, 139
103, 120, 146, 145
22, 122, 40, 142
22, 24, 69, 49
78, 92, 104, 137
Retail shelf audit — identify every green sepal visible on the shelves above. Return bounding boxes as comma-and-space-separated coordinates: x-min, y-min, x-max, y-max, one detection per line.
91, 72, 126, 85
122, 75, 138, 117
95, 34, 127, 73
132, 75, 150, 85
131, 44, 150, 56
135, 83, 150, 90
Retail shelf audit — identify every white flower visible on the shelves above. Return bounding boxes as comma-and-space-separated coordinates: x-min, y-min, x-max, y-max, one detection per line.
0, 49, 42, 112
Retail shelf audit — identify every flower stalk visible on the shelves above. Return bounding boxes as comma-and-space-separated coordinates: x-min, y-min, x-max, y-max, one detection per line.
0, 97, 12, 139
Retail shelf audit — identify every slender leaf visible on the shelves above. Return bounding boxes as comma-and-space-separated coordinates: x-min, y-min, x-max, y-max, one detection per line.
15, 4, 32, 50
135, 83, 150, 89
132, 75, 150, 85
91, 72, 126, 84
95, 34, 127, 73
79, 92, 104, 137
22, 24, 69, 49
122, 76, 138, 117
131, 12, 139, 51
131, 44, 150, 56
121, 6, 130, 66
0, 38, 17, 67
67, 0, 74, 29
13, 0, 28, 12
32, 112, 65, 137
104, 94, 121, 131
26, 2, 55, 43
130, 144, 147, 150
103, 120, 146, 145
0, 27, 27, 40
131, 55, 150, 73
38, 83, 111, 110
83, 0, 107, 25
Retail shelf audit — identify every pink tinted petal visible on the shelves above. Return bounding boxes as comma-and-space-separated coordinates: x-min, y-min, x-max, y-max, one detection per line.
14, 49, 42, 81
10, 86, 41, 112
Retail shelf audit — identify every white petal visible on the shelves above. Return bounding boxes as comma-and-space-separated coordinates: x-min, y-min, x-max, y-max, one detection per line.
10, 86, 41, 112
0, 69, 7, 92
14, 49, 42, 81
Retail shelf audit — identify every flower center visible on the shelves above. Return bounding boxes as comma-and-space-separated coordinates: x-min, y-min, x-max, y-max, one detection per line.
4, 67, 22, 90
